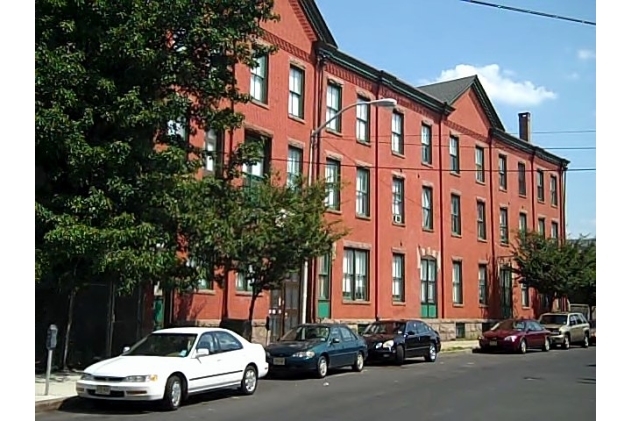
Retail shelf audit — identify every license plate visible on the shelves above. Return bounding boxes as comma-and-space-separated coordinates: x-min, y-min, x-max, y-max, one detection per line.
490, 340, 498, 346
95, 385, 111, 395
272, 358, 285, 366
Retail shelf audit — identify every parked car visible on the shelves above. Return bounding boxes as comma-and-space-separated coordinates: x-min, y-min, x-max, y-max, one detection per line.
361, 319, 441, 364
478, 319, 551, 354
588, 319, 596, 345
538, 312, 590, 349
75, 327, 268, 411
265, 323, 367, 378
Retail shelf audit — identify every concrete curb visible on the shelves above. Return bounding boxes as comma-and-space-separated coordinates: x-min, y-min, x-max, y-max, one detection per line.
35, 397, 74, 413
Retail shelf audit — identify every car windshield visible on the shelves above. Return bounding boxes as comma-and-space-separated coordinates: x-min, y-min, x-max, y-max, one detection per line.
125, 333, 197, 357
363, 321, 406, 335
491, 320, 526, 331
280, 325, 330, 342
539, 314, 568, 325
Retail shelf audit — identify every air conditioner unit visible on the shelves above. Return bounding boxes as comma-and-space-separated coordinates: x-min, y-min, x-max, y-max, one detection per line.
393, 214, 402, 224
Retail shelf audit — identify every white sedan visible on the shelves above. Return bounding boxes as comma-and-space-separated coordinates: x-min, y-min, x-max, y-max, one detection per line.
75, 327, 269, 410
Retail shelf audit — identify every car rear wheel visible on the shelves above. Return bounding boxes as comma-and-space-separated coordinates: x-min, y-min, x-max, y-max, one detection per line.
316, 356, 328, 378
395, 345, 405, 365
161, 375, 184, 411
425, 342, 437, 363
582, 333, 589, 348
562, 334, 571, 350
541, 337, 550, 352
518, 339, 527, 354
239, 365, 258, 395
352, 352, 365, 372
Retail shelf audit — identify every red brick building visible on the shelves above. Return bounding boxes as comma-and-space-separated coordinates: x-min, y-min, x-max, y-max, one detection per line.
165, 0, 568, 341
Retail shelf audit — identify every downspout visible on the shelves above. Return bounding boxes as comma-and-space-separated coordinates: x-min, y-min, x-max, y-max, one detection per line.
222, 44, 238, 320
310, 50, 327, 321
374, 71, 386, 321
560, 164, 568, 242
530, 150, 537, 228
560, 164, 568, 311
487, 130, 497, 320
438, 103, 448, 319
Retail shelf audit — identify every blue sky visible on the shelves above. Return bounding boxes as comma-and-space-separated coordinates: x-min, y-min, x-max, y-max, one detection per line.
316, 0, 596, 238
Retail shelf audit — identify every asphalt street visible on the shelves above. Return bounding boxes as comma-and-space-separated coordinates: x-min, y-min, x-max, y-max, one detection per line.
37, 347, 596, 421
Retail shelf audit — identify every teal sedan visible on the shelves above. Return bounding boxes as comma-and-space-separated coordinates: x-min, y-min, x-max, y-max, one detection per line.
265, 323, 368, 378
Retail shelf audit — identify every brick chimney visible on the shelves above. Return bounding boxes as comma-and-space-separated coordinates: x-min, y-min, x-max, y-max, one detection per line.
518, 112, 531, 142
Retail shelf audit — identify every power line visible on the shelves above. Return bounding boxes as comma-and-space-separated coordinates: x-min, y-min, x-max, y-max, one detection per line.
210, 151, 595, 172
458, 0, 596, 26
319, 135, 595, 151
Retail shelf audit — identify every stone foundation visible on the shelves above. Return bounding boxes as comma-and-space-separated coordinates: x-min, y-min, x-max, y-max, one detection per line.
176, 317, 501, 343
320, 318, 499, 341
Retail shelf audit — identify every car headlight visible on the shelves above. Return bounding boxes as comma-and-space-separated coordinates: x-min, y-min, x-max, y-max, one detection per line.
124, 375, 159, 382
80, 373, 94, 381
504, 335, 517, 342
374, 342, 383, 349
292, 351, 315, 358
382, 340, 394, 348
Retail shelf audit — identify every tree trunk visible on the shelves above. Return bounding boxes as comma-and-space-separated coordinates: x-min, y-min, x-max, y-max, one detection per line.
247, 290, 259, 342
105, 280, 116, 358
546, 293, 556, 312
61, 289, 76, 371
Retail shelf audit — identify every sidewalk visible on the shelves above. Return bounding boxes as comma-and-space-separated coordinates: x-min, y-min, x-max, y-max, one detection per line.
34, 341, 478, 412
441, 340, 479, 352
35, 372, 81, 413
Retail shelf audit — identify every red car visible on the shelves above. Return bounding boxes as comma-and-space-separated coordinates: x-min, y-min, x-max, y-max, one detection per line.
478, 318, 551, 354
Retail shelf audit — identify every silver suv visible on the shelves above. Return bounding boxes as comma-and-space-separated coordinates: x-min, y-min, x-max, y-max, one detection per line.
538, 312, 590, 349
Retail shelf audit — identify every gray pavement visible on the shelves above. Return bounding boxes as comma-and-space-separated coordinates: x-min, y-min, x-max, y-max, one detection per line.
36, 347, 596, 421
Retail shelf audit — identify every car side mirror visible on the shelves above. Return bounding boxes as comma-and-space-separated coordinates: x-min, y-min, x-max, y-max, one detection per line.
330, 337, 340, 344
195, 348, 210, 358
122, 346, 130, 354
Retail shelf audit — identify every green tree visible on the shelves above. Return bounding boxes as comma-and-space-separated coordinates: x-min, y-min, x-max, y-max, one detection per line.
181, 137, 346, 331
510, 231, 574, 311
36, 0, 277, 357
565, 237, 596, 309
36, 0, 277, 293
511, 232, 597, 313
236, 171, 347, 329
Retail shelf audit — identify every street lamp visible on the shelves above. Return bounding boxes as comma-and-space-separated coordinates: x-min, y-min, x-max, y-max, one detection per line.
300, 97, 398, 324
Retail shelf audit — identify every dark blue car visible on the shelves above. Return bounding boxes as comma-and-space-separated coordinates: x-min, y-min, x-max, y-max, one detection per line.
265, 323, 368, 378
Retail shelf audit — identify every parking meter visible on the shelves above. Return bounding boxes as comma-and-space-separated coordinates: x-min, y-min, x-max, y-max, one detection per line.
44, 324, 58, 395
46, 324, 58, 350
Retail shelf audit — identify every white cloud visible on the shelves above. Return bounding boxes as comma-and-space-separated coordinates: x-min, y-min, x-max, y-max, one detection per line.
566, 72, 580, 81
425, 64, 557, 107
577, 49, 596, 60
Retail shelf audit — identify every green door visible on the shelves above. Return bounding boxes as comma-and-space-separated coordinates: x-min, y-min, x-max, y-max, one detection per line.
317, 254, 331, 319
420, 258, 438, 318
499, 267, 513, 319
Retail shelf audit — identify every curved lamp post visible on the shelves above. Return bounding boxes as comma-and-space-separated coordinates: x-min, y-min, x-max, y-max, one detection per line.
300, 98, 398, 324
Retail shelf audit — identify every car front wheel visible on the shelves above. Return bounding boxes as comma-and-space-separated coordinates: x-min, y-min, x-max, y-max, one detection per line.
162, 375, 184, 411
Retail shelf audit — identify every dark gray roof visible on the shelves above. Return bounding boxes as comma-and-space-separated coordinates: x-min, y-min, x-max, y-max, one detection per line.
417, 75, 505, 131
417, 76, 478, 105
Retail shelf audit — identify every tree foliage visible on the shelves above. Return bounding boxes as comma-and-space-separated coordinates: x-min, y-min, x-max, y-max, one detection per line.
511, 232, 596, 310
36, 0, 277, 294
180, 139, 347, 324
